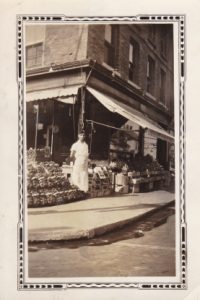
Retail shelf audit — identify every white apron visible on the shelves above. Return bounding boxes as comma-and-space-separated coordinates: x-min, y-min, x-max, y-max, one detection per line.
70, 141, 89, 192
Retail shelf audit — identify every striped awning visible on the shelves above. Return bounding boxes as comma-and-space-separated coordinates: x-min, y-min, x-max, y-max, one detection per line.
26, 84, 82, 104
87, 86, 174, 143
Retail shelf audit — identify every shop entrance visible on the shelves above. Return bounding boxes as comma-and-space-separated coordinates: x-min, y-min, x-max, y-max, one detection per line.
157, 138, 168, 169
26, 99, 79, 165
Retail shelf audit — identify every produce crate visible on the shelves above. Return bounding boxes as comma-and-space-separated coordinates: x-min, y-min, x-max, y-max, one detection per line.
131, 174, 167, 193
115, 173, 129, 185
115, 185, 129, 194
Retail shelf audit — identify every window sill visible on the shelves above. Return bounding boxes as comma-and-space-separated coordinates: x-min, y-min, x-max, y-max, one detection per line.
128, 80, 142, 90
102, 62, 114, 71
158, 101, 169, 111
102, 62, 121, 77
113, 70, 121, 77
145, 92, 157, 101
145, 93, 170, 112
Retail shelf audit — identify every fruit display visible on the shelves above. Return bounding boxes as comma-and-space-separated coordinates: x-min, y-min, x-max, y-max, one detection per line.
27, 150, 168, 204
108, 159, 126, 172
87, 154, 167, 195
88, 160, 108, 169
27, 147, 51, 163
27, 148, 36, 161
105, 154, 168, 193
130, 154, 164, 173
108, 155, 164, 175
27, 160, 86, 208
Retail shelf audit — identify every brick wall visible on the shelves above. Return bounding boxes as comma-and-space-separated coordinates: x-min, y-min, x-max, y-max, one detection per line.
117, 26, 129, 79
87, 24, 174, 115
26, 24, 174, 116
44, 24, 88, 66
87, 25, 105, 64
26, 25, 46, 45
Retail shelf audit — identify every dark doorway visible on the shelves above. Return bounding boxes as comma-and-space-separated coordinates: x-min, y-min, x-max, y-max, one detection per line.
157, 138, 168, 169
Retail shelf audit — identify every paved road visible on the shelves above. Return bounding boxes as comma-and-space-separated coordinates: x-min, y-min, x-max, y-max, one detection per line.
28, 213, 175, 277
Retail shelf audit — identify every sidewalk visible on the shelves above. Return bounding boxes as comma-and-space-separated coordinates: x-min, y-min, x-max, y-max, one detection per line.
28, 190, 175, 242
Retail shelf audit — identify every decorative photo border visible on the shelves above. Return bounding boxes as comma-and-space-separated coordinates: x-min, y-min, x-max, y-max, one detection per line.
17, 14, 186, 290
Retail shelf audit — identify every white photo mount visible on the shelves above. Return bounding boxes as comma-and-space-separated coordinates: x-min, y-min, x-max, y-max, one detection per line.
17, 14, 186, 290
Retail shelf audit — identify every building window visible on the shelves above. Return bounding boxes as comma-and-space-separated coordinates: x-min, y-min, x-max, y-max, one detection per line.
104, 25, 118, 68
160, 26, 168, 59
160, 69, 166, 104
26, 43, 43, 68
160, 37, 167, 59
128, 39, 140, 84
148, 25, 156, 46
147, 56, 155, 95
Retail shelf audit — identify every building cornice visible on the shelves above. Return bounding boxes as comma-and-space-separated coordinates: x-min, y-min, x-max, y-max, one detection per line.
26, 59, 91, 78
26, 59, 173, 121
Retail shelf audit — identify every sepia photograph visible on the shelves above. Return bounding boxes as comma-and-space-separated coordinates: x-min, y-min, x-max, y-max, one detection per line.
19, 17, 184, 288
3, 0, 200, 297
4, 0, 200, 297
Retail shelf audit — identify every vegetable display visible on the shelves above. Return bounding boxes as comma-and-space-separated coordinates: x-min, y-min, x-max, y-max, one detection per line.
109, 154, 164, 174
27, 160, 86, 208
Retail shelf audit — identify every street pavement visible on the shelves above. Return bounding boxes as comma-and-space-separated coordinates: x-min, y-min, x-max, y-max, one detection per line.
28, 214, 175, 277
28, 190, 175, 242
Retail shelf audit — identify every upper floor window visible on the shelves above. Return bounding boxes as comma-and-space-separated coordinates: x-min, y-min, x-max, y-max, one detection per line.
160, 36, 167, 59
148, 25, 156, 46
147, 56, 155, 95
26, 42, 43, 68
160, 26, 168, 59
128, 39, 140, 84
160, 69, 166, 104
104, 25, 118, 68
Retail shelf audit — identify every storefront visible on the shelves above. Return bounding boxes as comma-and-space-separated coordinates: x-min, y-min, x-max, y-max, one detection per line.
26, 69, 174, 207
26, 84, 82, 164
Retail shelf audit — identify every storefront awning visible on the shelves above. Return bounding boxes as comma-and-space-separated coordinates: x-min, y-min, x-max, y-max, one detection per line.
87, 87, 174, 143
26, 84, 82, 104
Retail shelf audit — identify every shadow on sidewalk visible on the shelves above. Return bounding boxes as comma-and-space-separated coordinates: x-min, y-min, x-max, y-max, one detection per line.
28, 203, 166, 215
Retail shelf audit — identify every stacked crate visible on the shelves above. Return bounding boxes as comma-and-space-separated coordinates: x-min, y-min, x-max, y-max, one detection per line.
88, 171, 112, 198
100, 176, 112, 196
115, 173, 129, 194
88, 173, 102, 198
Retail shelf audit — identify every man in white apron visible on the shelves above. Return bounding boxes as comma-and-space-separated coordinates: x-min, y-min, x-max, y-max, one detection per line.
70, 131, 89, 192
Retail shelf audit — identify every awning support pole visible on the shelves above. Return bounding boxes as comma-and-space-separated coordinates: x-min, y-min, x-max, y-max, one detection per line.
89, 121, 93, 155
80, 86, 85, 131
72, 95, 76, 140
34, 104, 39, 152
138, 126, 145, 156
50, 101, 55, 157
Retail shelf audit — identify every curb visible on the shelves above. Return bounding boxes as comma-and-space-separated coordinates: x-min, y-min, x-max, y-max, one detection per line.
28, 199, 175, 243
92, 199, 175, 238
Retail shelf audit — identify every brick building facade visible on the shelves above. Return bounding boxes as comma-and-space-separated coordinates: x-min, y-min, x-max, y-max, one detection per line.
25, 23, 174, 167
